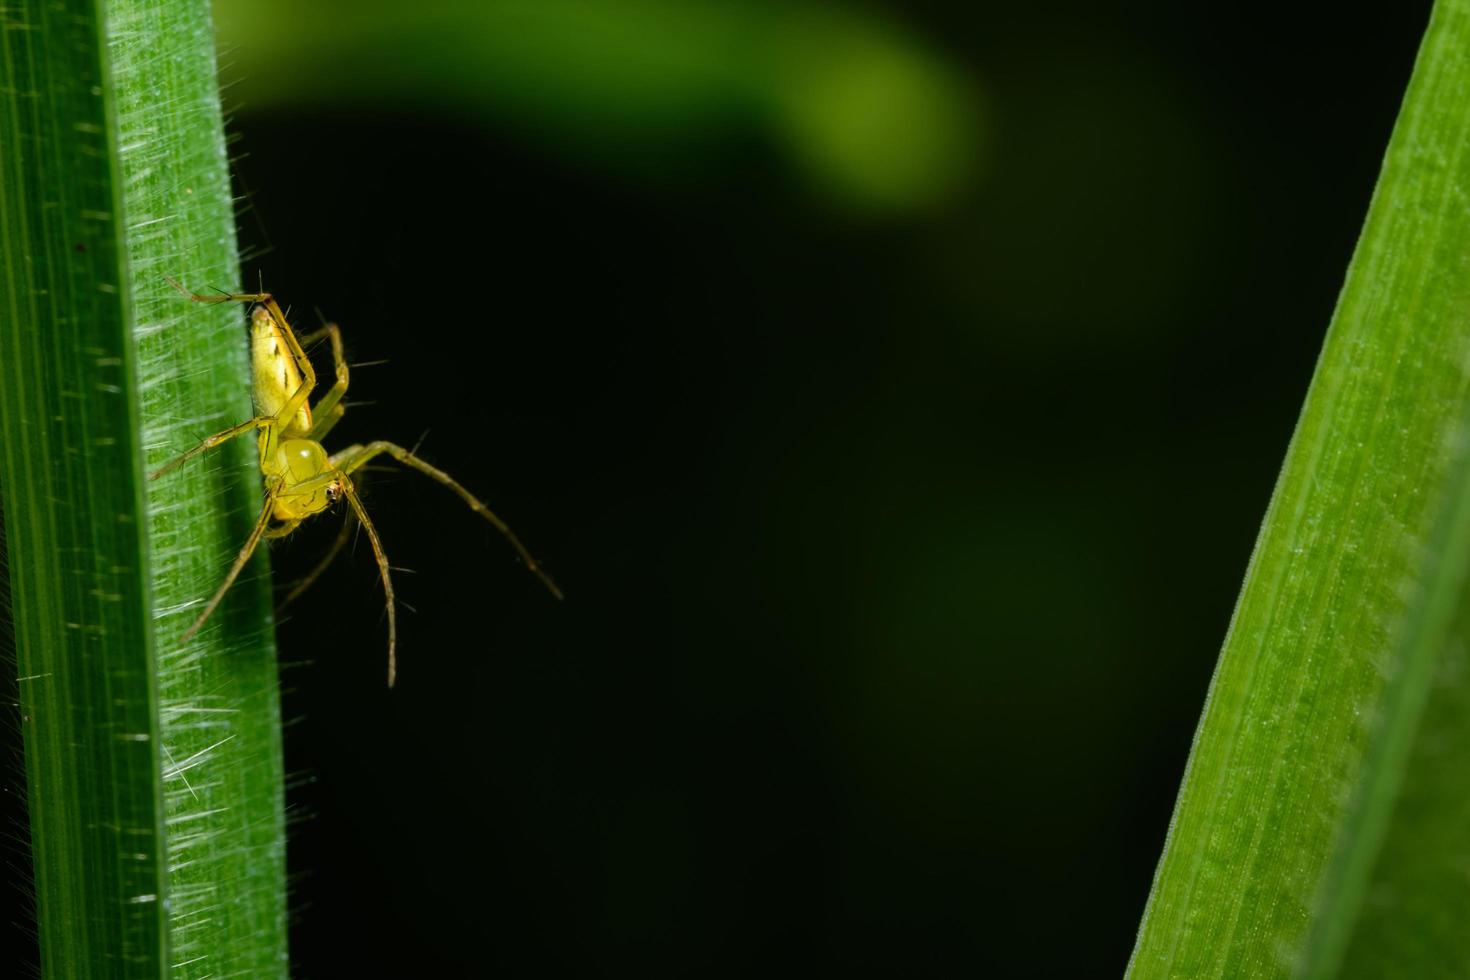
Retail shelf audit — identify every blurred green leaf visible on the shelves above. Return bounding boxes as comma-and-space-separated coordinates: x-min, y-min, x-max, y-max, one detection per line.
214, 0, 982, 213
1129, 3, 1470, 976
0, 0, 286, 972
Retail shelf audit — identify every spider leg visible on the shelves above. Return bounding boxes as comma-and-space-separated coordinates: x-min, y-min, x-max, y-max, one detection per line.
149, 416, 267, 480
265, 518, 302, 540
180, 478, 284, 644
337, 473, 398, 686
277, 475, 364, 611
299, 323, 349, 441
334, 441, 562, 600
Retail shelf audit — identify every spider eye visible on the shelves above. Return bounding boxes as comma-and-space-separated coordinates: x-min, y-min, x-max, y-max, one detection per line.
327, 482, 342, 502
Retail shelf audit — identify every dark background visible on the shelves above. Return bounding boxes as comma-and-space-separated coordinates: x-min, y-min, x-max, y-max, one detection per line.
237, 3, 1430, 976
6, 1, 1438, 976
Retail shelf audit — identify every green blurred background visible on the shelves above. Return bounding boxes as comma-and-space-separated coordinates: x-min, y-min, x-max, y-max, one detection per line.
159, 0, 1442, 973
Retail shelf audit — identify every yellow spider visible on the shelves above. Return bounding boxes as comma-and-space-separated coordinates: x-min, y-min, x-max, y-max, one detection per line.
151, 278, 561, 685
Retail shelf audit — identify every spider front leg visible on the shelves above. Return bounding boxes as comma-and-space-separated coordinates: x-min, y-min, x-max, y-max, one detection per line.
336, 473, 398, 686
277, 469, 367, 611
332, 440, 562, 600
279, 465, 399, 684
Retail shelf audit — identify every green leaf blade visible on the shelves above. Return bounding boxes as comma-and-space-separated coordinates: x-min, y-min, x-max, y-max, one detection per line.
109, 0, 288, 973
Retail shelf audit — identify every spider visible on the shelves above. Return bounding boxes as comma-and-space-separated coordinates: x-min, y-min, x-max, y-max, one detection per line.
151, 278, 562, 686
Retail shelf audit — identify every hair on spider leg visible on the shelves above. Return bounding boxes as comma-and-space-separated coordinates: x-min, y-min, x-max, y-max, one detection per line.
368, 595, 417, 630
300, 325, 333, 349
